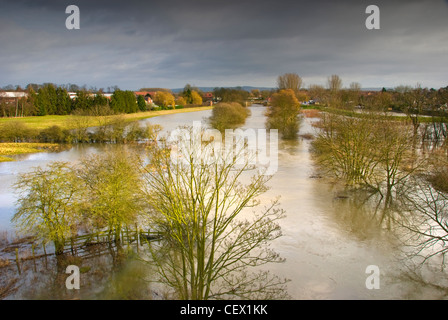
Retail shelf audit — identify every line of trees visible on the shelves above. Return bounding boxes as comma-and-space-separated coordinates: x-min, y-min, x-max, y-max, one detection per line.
12, 151, 145, 255
181, 84, 203, 105
213, 87, 250, 106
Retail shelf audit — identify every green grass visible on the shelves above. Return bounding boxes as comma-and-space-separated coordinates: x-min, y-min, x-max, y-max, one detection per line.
0, 106, 214, 131
0, 143, 66, 162
120, 106, 213, 122
0, 115, 71, 130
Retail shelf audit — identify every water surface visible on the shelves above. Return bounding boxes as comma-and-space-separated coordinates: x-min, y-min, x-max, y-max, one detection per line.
0, 106, 445, 299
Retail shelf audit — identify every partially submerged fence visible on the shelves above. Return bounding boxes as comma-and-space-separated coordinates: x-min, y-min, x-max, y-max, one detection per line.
0, 228, 162, 274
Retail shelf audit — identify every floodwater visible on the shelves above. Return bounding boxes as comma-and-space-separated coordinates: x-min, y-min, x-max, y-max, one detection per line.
0, 106, 446, 299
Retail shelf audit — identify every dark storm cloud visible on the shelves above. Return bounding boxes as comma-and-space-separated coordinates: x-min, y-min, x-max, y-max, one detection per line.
0, 0, 447, 89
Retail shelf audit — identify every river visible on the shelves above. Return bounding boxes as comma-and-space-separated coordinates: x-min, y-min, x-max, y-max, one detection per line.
0, 105, 445, 299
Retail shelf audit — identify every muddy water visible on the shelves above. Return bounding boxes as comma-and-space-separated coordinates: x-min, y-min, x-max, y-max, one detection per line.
0, 106, 445, 299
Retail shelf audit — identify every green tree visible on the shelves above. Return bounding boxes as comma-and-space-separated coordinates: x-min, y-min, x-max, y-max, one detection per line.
190, 90, 203, 105
12, 162, 83, 255
213, 87, 250, 105
55, 87, 72, 114
92, 92, 109, 108
176, 96, 187, 107
77, 151, 145, 242
36, 84, 55, 115
266, 89, 301, 139
154, 91, 175, 109
111, 90, 138, 114
72, 89, 93, 111
182, 84, 193, 104
137, 95, 147, 111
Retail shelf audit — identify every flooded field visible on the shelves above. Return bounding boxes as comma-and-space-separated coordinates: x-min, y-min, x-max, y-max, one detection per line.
0, 106, 446, 299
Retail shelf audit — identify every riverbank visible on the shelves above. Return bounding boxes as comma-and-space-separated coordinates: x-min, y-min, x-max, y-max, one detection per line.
0, 106, 213, 160
0, 106, 213, 130
301, 105, 448, 123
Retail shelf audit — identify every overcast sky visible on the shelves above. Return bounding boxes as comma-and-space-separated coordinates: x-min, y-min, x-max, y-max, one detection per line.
0, 0, 447, 90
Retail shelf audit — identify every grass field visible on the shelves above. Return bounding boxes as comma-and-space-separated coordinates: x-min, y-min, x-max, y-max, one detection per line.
0, 106, 213, 130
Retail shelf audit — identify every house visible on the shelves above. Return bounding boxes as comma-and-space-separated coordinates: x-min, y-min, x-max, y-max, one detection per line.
68, 92, 77, 99
0, 91, 28, 104
134, 91, 156, 104
67, 92, 113, 100
202, 92, 213, 100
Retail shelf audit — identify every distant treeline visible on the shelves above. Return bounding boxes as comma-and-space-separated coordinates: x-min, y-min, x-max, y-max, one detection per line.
213, 87, 272, 105
0, 84, 147, 117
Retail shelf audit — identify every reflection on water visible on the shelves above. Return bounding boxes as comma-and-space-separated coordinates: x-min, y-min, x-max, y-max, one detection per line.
3, 243, 155, 300
0, 105, 446, 299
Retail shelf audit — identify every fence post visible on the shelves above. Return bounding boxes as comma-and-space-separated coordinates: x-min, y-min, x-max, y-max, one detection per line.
135, 225, 139, 253
32, 243, 36, 272
42, 242, 48, 268
15, 248, 21, 275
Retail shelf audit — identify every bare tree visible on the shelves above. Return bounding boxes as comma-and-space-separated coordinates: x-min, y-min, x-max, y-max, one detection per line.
277, 73, 303, 96
312, 112, 418, 203
400, 179, 448, 270
394, 84, 429, 141
327, 74, 343, 92
308, 84, 327, 105
142, 127, 289, 300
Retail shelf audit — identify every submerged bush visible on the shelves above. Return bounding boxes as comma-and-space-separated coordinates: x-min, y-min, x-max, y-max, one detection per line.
265, 89, 301, 140
38, 125, 67, 143
209, 102, 250, 132
311, 112, 418, 203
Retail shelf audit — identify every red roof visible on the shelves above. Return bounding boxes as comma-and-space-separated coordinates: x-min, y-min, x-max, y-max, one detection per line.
135, 91, 156, 97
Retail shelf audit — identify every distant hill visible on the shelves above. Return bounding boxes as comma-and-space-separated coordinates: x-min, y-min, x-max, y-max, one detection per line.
170, 86, 275, 93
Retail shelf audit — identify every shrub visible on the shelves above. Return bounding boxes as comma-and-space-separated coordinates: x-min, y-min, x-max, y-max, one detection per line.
0, 121, 37, 142
265, 89, 301, 140
38, 125, 66, 143
209, 102, 250, 132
